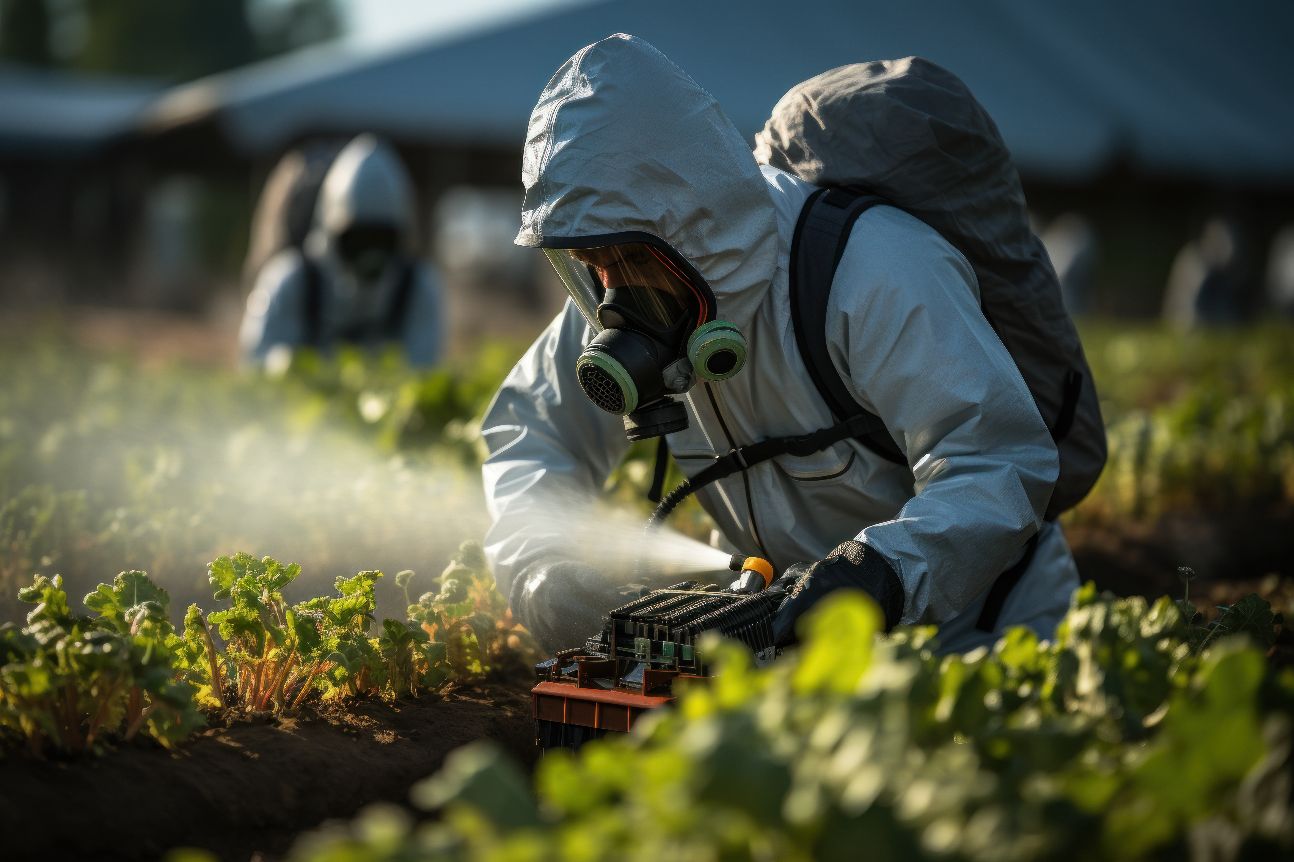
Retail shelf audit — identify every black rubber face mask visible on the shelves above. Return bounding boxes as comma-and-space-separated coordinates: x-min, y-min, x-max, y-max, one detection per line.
543, 239, 749, 441
337, 224, 400, 287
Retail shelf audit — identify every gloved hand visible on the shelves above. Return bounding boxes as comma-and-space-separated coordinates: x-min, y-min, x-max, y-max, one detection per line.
770, 540, 904, 647
510, 560, 644, 654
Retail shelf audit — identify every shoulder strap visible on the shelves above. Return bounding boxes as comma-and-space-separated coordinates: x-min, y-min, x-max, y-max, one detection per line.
383, 260, 418, 337
648, 413, 880, 527
790, 188, 906, 465
301, 258, 323, 347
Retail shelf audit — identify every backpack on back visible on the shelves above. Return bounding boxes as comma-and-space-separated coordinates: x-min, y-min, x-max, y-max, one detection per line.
753, 57, 1107, 518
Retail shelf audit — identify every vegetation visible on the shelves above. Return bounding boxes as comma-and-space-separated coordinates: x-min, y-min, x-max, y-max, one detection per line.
3, 324, 1290, 619
0, 571, 203, 756
1075, 324, 1294, 523
287, 586, 1293, 862
0, 543, 537, 756
2, 324, 1293, 858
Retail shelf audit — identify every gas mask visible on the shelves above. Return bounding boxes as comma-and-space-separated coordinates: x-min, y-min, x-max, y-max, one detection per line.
543, 239, 748, 440
336, 223, 401, 293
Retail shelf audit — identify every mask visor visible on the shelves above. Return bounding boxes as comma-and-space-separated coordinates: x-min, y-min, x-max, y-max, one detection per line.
544, 248, 606, 331
543, 242, 704, 333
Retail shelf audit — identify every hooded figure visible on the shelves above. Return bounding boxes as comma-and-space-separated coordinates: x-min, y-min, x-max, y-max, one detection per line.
242, 139, 343, 290
239, 134, 444, 368
482, 35, 1076, 654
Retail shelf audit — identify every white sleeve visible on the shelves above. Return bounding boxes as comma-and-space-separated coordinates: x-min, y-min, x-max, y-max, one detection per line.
825, 209, 1058, 625
480, 299, 631, 601
239, 250, 308, 365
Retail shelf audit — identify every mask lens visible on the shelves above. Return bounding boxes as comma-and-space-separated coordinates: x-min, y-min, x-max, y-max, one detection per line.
544, 248, 605, 331
544, 242, 701, 333
338, 225, 399, 283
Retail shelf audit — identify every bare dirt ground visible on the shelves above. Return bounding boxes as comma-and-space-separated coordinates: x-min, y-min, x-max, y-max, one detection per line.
0, 680, 536, 862
1068, 506, 1293, 598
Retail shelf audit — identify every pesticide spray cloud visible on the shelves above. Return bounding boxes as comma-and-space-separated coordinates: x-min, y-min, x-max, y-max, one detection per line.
507, 487, 734, 587
0, 349, 496, 625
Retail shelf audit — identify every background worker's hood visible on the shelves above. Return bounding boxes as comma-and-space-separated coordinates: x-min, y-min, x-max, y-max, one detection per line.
308, 133, 416, 255
305, 133, 416, 318
516, 33, 779, 329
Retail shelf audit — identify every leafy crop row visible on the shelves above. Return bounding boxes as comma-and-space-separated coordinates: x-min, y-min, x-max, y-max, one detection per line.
1074, 324, 1294, 524
288, 586, 1293, 862
0, 572, 203, 756
3, 325, 1293, 622
0, 543, 536, 756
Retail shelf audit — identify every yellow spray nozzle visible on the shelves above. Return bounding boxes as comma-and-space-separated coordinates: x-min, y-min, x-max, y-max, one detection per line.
741, 556, 775, 589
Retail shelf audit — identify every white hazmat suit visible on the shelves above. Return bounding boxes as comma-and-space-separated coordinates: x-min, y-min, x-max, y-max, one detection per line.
240, 135, 444, 368
482, 35, 1078, 654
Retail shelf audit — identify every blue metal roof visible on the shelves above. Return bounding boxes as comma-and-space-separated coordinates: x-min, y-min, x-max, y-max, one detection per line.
0, 64, 158, 158
138, 0, 1294, 184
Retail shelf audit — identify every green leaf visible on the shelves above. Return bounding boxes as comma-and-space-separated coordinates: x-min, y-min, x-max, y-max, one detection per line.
411, 742, 540, 831
1209, 594, 1277, 650
83, 570, 170, 632
17, 574, 74, 628
792, 591, 880, 695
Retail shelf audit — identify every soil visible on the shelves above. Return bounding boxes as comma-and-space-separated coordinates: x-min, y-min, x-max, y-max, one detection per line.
1066, 506, 1294, 599
0, 680, 537, 862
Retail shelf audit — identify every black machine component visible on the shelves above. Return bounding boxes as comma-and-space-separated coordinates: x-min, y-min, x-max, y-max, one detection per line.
532, 556, 782, 751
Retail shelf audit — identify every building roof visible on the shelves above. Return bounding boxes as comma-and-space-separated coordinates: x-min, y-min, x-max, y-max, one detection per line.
0, 64, 158, 158
136, 0, 1294, 184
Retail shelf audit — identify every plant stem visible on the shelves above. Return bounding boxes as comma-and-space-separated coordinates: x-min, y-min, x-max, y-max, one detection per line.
290, 660, 325, 710
84, 677, 121, 749
122, 686, 142, 740
124, 698, 151, 740
62, 682, 83, 753
200, 625, 226, 710
250, 640, 272, 706
260, 651, 297, 711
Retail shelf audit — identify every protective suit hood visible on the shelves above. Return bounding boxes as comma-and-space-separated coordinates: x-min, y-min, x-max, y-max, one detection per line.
516, 34, 778, 329
309, 134, 416, 254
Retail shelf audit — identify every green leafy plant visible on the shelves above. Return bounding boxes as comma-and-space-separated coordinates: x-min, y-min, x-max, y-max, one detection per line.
200, 554, 374, 713
185, 546, 534, 711
0, 571, 203, 756
288, 585, 1294, 862
405, 542, 540, 680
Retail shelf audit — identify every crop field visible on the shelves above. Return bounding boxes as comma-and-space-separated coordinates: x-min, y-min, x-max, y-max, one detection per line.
2, 321, 1292, 861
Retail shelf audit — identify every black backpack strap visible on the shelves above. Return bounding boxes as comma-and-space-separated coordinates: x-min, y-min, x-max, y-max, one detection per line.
648, 413, 879, 527
974, 532, 1040, 632
383, 260, 418, 337
790, 188, 906, 466
301, 257, 323, 347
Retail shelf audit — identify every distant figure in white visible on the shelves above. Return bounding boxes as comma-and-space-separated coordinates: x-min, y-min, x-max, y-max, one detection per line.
1040, 213, 1098, 316
1162, 217, 1249, 329
239, 134, 444, 368
1266, 224, 1294, 318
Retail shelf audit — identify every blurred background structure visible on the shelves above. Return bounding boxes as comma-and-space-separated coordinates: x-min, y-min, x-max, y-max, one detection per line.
3, 0, 1293, 353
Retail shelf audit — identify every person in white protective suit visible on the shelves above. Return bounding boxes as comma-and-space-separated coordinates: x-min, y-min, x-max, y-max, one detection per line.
240, 134, 444, 368
482, 35, 1082, 654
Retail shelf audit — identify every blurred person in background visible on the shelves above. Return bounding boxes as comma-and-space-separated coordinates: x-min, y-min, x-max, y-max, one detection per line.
242, 139, 345, 292
1161, 216, 1254, 329
1265, 223, 1294, 317
1040, 213, 1098, 316
239, 134, 444, 368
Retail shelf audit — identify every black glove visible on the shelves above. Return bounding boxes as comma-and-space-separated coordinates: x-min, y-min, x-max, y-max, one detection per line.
770, 540, 904, 647
509, 560, 643, 654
